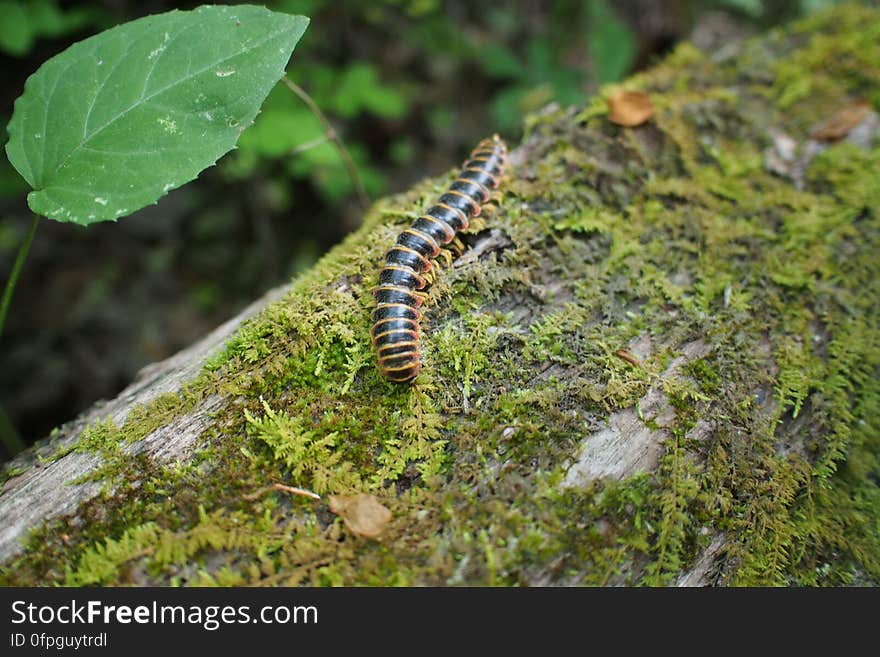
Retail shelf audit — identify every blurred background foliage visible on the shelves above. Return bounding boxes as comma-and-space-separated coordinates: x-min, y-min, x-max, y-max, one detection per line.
0, 0, 855, 457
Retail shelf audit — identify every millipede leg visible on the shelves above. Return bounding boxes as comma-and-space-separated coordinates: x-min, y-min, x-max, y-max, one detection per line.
435, 250, 455, 268
449, 236, 466, 256
467, 215, 487, 232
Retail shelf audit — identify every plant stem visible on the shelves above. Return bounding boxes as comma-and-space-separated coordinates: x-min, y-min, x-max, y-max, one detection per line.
281, 76, 370, 210
0, 403, 25, 457
288, 135, 330, 156
0, 213, 39, 341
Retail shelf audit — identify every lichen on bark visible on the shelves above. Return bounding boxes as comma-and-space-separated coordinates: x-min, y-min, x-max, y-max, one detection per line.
1, 4, 878, 586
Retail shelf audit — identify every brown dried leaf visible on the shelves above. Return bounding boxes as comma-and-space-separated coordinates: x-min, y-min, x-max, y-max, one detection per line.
811, 100, 872, 141
613, 349, 641, 366
328, 494, 392, 540
608, 90, 654, 127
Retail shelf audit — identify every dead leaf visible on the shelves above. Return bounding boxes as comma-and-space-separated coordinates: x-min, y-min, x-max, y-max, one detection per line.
608, 90, 654, 127
328, 494, 392, 540
613, 349, 641, 366
811, 100, 872, 141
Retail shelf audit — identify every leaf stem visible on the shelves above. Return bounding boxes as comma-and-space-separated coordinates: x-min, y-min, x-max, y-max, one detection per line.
0, 213, 39, 341
281, 76, 370, 210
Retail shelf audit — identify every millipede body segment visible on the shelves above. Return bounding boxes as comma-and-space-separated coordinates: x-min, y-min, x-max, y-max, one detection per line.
372, 134, 508, 382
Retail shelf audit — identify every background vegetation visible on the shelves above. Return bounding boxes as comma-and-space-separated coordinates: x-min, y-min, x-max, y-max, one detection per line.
0, 0, 856, 459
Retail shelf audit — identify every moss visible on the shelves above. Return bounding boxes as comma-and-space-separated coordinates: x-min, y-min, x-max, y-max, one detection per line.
2, 4, 879, 586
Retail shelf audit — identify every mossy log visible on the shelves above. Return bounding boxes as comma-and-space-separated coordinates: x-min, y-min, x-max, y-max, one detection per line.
1, 5, 878, 586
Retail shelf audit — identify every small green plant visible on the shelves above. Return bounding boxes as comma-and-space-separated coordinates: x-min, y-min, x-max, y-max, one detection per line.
475, 0, 636, 131
6, 5, 309, 225
0, 0, 99, 58
0, 5, 310, 454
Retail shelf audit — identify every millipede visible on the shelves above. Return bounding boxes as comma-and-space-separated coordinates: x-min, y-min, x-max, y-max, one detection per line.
371, 134, 508, 382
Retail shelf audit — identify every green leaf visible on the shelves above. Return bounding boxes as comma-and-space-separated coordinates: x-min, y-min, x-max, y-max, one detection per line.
0, 1, 99, 57
328, 62, 408, 120
0, 1, 30, 56
587, 0, 636, 84
717, 0, 765, 18
5, 5, 309, 225
477, 42, 524, 79
237, 105, 323, 157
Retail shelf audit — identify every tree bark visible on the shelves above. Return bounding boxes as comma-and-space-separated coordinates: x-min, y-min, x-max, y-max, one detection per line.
1, 5, 878, 586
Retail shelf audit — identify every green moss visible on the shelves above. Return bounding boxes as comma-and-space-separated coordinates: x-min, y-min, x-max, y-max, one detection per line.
2, 4, 878, 587
773, 6, 880, 113
244, 399, 361, 495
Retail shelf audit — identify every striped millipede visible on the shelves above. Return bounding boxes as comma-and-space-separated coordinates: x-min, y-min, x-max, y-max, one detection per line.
371, 134, 508, 383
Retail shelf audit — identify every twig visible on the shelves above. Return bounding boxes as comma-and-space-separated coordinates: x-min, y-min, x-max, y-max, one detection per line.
281, 76, 370, 210
243, 482, 322, 502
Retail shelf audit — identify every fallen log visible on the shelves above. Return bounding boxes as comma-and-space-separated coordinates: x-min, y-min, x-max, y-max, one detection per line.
1, 5, 878, 586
